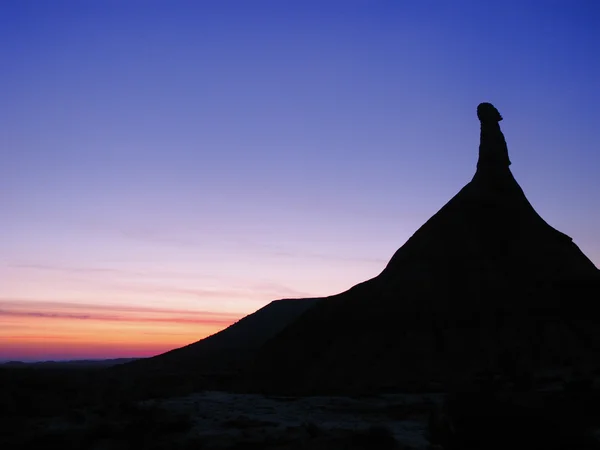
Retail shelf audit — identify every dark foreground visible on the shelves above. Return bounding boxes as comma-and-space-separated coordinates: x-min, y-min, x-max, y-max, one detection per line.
2, 365, 600, 450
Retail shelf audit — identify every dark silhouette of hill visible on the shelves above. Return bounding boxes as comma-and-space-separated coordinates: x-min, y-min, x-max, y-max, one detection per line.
244, 103, 600, 395
0, 358, 138, 369
111, 298, 318, 394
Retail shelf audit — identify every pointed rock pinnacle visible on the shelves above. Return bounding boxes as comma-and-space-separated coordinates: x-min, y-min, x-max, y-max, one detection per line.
477, 102, 511, 171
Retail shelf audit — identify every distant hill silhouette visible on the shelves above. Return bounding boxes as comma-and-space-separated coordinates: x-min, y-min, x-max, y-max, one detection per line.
243, 103, 600, 394
113, 298, 318, 391
1, 358, 137, 369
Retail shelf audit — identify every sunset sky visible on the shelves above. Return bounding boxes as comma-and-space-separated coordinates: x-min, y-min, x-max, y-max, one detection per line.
1, 1, 599, 361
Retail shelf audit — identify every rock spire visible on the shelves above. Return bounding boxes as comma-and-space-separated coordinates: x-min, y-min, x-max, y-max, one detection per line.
476, 102, 511, 172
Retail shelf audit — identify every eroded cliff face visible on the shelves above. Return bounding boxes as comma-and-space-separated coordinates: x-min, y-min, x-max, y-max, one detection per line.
245, 103, 600, 395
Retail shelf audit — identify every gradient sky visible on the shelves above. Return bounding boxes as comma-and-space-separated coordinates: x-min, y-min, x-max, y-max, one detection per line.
1, 1, 599, 361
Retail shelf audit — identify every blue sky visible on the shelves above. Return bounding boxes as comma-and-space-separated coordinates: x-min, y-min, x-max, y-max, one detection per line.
1, 0, 599, 360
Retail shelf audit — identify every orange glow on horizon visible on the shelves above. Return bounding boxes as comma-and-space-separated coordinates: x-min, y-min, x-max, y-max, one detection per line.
0, 300, 242, 361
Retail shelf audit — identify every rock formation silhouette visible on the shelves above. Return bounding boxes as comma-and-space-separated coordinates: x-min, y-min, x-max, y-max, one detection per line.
244, 103, 600, 394
476, 102, 511, 170
117, 103, 599, 397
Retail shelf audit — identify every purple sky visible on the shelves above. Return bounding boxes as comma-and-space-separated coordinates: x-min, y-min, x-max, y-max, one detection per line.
1, 1, 599, 360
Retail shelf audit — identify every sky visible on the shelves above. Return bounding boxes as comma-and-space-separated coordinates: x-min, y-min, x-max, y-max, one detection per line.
1, 0, 599, 361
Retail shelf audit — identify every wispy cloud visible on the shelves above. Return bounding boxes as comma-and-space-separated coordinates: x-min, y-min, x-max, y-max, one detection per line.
117, 228, 206, 249
6, 262, 317, 300
226, 237, 388, 265
0, 299, 242, 326
249, 281, 312, 299
74, 221, 207, 249
9, 263, 134, 275
270, 248, 387, 265
105, 283, 257, 300
73, 221, 389, 266
0, 309, 238, 326
7, 263, 214, 281
0, 299, 233, 316
0, 310, 96, 320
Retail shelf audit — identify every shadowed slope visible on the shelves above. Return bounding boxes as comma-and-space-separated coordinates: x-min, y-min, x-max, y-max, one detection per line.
113, 298, 319, 384
246, 104, 600, 394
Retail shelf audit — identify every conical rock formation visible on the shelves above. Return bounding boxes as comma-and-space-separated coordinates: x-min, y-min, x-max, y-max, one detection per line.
247, 103, 600, 394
